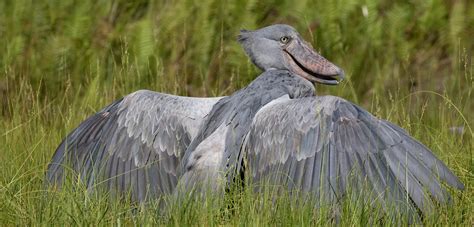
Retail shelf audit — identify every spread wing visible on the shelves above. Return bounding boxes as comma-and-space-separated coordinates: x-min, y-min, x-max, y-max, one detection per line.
46, 90, 221, 201
244, 95, 464, 214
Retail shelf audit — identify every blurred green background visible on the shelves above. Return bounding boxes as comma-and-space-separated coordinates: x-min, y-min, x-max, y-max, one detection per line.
0, 0, 472, 225
1, 0, 473, 101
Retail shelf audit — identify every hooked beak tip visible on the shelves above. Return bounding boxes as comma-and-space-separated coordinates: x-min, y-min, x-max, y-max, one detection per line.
337, 68, 345, 81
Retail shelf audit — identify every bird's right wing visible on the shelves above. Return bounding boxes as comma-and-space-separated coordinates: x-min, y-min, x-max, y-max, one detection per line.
46, 90, 221, 201
244, 95, 463, 214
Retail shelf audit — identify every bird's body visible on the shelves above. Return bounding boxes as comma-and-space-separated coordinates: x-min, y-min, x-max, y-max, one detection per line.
46, 24, 463, 217
180, 69, 314, 190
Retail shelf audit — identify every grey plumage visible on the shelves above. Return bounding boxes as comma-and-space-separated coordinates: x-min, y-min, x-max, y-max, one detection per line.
46, 90, 221, 201
243, 95, 464, 215
180, 69, 315, 189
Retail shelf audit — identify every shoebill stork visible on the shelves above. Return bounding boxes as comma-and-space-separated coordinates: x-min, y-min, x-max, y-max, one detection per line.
46, 24, 463, 216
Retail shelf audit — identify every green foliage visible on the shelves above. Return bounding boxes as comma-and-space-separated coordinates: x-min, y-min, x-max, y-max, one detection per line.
0, 0, 472, 225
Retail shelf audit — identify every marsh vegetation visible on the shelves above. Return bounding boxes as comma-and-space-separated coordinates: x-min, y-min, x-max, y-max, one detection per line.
0, 0, 472, 225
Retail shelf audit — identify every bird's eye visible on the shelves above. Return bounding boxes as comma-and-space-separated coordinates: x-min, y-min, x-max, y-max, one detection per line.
280, 36, 290, 44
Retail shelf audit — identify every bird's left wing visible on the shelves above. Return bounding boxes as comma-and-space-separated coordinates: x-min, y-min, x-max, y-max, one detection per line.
244, 95, 464, 214
46, 90, 221, 201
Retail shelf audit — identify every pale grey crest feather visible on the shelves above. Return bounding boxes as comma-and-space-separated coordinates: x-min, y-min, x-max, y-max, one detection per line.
237, 29, 251, 43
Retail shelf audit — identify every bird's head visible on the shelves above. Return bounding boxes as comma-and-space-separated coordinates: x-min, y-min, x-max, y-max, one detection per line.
238, 24, 344, 85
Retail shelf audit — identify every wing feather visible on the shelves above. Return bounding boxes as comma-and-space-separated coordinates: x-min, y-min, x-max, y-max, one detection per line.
46, 90, 220, 201
245, 95, 463, 215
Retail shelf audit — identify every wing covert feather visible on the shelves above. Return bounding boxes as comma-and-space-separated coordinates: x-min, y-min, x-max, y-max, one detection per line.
46, 90, 221, 201
245, 95, 463, 214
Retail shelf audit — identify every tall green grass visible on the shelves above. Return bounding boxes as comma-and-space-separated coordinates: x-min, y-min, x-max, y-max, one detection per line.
0, 0, 472, 225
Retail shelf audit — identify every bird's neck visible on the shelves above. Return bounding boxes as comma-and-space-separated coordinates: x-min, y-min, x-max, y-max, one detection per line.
254, 69, 315, 98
